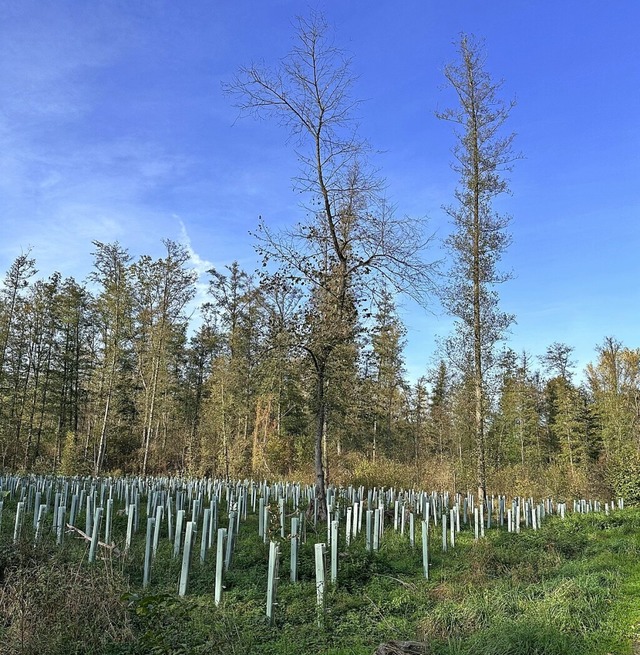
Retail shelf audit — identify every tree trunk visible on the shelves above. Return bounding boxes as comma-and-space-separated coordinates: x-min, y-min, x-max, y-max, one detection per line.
314, 365, 328, 520
372, 418, 377, 463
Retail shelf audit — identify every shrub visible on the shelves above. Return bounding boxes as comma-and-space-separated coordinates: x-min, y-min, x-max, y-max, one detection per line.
0, 553, 133, 654
605, 451, 640, 506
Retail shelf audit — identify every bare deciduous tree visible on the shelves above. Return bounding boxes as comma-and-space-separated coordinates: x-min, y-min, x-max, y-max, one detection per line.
227, 14, 435, 515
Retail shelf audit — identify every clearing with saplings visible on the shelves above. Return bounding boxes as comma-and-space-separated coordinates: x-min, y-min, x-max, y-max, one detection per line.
1, 4, 639, 655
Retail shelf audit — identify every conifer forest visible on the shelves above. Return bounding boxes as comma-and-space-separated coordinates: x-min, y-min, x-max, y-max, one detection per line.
2, 238, 639, 501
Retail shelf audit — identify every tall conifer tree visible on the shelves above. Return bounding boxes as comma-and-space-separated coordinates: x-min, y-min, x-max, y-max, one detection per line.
437, 35, 518, 500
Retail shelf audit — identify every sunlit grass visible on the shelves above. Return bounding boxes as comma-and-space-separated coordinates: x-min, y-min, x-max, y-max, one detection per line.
1, 499, 639, 654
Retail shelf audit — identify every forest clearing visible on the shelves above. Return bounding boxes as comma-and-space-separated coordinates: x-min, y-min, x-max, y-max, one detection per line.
1, 473, 639, 654
2, 4, 639, 654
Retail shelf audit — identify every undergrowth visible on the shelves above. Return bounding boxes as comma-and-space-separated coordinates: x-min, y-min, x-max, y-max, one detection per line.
1, 505, 639, 654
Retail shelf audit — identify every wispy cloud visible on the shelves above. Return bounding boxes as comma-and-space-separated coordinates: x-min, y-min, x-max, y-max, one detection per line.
0, 133, 194, 280
0, 2, 194, 278
178, 219, 214, 275
0, 3, 132, 118
177, 218, 214, 321
0, 3, 159, 276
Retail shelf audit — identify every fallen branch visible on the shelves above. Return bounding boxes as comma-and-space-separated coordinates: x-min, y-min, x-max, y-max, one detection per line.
65, 523, 121, 556
373, 642, 430, 655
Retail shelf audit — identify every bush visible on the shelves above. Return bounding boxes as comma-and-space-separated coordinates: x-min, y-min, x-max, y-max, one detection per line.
605, 451, 640, 506
0, 551, 133, 654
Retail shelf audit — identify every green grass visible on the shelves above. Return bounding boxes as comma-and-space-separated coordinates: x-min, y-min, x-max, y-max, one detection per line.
1, 501, 639, 654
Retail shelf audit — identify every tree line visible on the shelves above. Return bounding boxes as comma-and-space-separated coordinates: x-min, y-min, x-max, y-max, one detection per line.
1, 17, 638, 503
0, 245, 638, 497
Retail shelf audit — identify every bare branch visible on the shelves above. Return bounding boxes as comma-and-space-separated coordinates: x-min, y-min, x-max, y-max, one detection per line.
227, 12, 436, 515
66, 523, 121, 556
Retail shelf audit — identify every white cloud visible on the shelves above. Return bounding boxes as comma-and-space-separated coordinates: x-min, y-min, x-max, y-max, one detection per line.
177, 217, 214, 320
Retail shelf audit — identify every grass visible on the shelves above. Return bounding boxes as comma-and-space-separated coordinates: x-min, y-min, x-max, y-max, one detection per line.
1, 497, 639, 655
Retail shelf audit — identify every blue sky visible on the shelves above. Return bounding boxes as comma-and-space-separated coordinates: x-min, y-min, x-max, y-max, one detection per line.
1, 1, 638, 381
